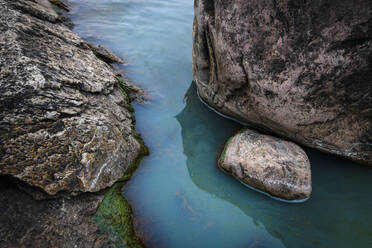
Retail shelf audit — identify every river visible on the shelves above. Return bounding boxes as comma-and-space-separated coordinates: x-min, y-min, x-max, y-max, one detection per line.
69, 1, 372, 247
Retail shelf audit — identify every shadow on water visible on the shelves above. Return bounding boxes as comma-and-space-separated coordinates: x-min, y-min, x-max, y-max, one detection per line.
176, 82, 372, 248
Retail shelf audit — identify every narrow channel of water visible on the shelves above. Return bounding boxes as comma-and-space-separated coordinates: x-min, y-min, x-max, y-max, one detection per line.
69, 1, 372, 247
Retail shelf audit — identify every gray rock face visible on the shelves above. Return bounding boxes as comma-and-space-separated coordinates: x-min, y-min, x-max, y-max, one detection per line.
218, 129, 312, 201
0, 0, 142, 196
0, 1, 146, 247
0, 176, 109, 248
193, 0, 372, 165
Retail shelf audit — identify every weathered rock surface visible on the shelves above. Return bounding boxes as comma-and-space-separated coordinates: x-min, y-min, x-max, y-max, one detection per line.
0, 176, 109, 248
193, 0, 372, 165
87, 42, 126, 64
0, 0, 142, 196
218, 129, 312, 201
0, 175, 143, 248
0, 0, 145, 247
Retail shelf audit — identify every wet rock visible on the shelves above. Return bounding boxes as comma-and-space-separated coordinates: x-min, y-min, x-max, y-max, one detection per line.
49, 0, 70, 11
0, 0, 146, 246
218, 129, 311, 201
87, 42, 126, 64
0, 0, 142, 196
193, 0, 372, 165
0, 174, 144, 248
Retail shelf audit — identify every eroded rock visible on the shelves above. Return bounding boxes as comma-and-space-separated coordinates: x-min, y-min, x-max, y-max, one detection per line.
193, 0, 372, 165
49, 0, 70, 11
218, 129, 311, 201
0, 176, 109, 248
0, 0, 141, 196
0, 0, 146, 246
87, 42, 126, 64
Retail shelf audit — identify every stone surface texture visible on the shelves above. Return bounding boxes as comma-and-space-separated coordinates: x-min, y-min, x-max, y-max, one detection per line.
218, 129, 312, 200
0, 0, 141, 196
193, 0, 372, 165
0, 0, 145, 247
0, 176, 111, 248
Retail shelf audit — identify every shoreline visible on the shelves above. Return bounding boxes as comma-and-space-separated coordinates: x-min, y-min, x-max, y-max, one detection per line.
54, 0, 150, 245
0, 0, 148, 246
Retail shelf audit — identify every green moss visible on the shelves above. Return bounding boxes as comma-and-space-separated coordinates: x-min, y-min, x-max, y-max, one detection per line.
132, 131, 149, 156
93, 182, 142, 248
93, 105, 149, 247
116, 77, 138, 95
116, 76, 137, 113
93, 147, 148, 248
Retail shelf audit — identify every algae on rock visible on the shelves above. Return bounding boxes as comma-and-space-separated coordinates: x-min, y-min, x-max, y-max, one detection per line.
94, 183, 143, 248
0, 0, 148, 247
94, 132, 149, 248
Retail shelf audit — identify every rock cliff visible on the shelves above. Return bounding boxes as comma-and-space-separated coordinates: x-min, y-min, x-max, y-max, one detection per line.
193, 0, 372, 164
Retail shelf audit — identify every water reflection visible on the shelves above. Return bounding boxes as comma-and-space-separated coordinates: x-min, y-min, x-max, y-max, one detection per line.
176, 82, 372, 248
69, 0, 372, 247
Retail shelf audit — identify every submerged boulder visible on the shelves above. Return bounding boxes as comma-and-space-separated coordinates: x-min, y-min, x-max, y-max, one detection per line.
193, 0, 372, 165
218, 129, 311, 201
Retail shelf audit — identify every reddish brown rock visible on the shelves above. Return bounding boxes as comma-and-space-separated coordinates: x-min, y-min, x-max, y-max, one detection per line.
218, 129, 312, 201
193, 0, 372, 165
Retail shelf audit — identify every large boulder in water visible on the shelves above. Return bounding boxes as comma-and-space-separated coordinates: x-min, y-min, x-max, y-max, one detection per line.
193, 0, 372, 165
218, 129, 312, 201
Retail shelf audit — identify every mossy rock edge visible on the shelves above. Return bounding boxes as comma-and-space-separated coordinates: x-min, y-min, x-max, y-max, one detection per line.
93, 144, 148, 248
93, 79, 149, 248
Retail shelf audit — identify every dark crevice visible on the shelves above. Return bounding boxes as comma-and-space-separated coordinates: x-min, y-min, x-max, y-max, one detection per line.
225, 55, 251, 103
205, 24, 219, 83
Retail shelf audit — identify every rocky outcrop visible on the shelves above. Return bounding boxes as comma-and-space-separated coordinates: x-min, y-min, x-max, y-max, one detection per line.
193, 0, 372, 165
0, 0, 141, 196
218, 129, 311, 201
0, 176, 108, 247
0, 0, 146, 246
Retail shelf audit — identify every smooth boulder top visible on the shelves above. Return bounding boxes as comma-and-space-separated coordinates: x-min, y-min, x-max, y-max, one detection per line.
218, 129, 312, 201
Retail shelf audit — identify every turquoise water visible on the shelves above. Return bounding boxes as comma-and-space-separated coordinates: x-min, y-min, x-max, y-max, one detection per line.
69, 1, 372, 247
